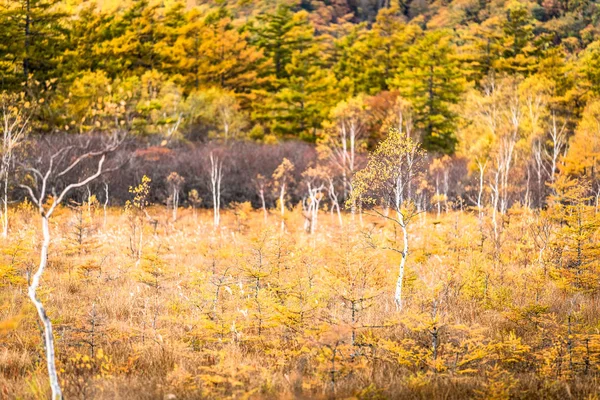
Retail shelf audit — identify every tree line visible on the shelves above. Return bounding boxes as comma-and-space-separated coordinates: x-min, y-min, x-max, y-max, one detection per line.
0, 0, 599, 153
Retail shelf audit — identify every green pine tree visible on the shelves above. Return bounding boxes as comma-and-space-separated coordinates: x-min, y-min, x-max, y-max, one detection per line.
391, 30, 465, 154
0, 0, 67, 89
265, 11, 339, 141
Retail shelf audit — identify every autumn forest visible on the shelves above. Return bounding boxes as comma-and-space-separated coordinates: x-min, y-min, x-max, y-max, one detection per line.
2, 0, 600, 398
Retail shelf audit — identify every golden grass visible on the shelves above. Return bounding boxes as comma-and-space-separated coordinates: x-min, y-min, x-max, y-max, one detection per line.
1, 204, 600, 399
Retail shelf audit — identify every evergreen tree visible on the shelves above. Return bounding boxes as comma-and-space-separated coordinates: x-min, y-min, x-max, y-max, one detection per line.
154, 2, 187, 75
95, 0, 163, 76
0, 0, 68, 88
195, 15, 267, 95
264, 11, 339, 141
251, 4, 305, 84
578, 41, 600, 98
169, 8, 205, 91
497, 1, 543, 75
62, 5, 110, 78
391, 30, 464, 154
549, 177, 600, 294
334, 7, 421, 95
456, 17, 504, 84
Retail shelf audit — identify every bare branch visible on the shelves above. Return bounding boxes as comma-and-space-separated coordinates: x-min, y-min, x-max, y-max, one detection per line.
48, 155, 106, 217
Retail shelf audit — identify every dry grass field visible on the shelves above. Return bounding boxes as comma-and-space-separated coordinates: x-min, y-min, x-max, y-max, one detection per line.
2, 199, 600, 399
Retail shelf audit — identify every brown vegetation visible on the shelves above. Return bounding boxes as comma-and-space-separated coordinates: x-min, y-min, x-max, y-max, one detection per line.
2, 197, 600, 399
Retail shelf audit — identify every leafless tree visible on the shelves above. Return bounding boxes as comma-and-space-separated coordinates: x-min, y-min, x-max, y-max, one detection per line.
209, 151, 223, 228
167, 172, 185, 221
272, 158, 294, 232
103, 182, 109, 229
327, 177, 343, 227
253, 174, 269, 223
1, 93, 31, 238
547, 112, 567, 186
301, 167, 327, 234
17, 133, 123, 399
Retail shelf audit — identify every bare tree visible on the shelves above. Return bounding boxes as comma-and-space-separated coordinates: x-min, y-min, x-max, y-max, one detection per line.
1, 92, 31, 238
547, 111, 567, 186
167, 172, 185, 221
17, 134, 122, 399
209, 151, 223, 228
253, 174, 269, 223
272, 158, 294, 232
327, 177, 343, 227
468, 77, 522, 238
103, 182, 109, 229
325, 95, 369, 202
302, 167, 326, 234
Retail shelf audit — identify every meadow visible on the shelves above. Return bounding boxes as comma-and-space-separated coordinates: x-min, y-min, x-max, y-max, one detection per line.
3, 0, 600, 397
2, 197, 600, 399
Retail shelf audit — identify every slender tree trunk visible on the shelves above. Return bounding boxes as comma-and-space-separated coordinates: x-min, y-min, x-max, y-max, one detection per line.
435, 176, 441, 219
103, 183, 109, 230
259, 188, 267, 223
280, 184, 285, 232
395, 213, 408, 311
2, 166, 8, 238
29, 214, 62, 400
172, 188, 178, 221
210, 153, 222, 228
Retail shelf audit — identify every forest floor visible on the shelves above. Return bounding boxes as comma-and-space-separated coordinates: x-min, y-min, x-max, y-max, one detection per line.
1, 203, 600, 399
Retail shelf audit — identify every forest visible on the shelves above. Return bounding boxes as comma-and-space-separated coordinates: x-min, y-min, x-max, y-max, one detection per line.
2, 0, 600, 398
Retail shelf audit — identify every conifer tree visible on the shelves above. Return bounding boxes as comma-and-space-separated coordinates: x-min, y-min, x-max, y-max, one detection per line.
195, 15, 266, 95
0, 0, 67, 88
95, 0, 163, 76
498, 1, 542, 76
391, 30, 464, 154
251, 4, 302, 83
263, 11, 339, 141
549, 177, 600, 293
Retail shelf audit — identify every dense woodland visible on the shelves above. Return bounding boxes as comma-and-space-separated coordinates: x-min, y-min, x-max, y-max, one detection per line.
2, 0, 600, 205
3, 0, 600, 399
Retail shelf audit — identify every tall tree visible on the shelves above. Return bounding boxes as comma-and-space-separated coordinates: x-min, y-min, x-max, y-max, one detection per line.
251, 4, 302, 83
195, 15, 267, 95
350, 128, 425, 310
391, 30, 465, 154
263, 11, 339, 140
562, 99, 600, 189
94, 0, 163, 76
334, 7, 421, 95
497, 1, 542, 75
0, 0, 67, 88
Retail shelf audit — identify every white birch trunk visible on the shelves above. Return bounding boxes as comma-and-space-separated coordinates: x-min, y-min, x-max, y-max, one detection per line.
29, 214, 63, 400
280, 184, 285, 232
395, 212, 408, 311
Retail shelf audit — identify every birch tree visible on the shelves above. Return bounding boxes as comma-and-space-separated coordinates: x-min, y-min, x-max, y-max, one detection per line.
327, 176, 343, 227
0, 92, 31, 238
546, 111, 567, 186
301, 166, 326, 234
323, 95, 369, 200
458, 100, 492, 220
209, 151, 223, 228
253, 173, 269, 223
464, 77, 523, 239
350, 128, 425, 310
17, 133, 122, 400
272, 158, 294, 232
520, 76, 550, 208
167, 171, 184, 221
